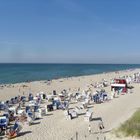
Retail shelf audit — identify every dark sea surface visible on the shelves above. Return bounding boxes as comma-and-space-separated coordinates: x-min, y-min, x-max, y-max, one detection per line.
0, 63, 140, 84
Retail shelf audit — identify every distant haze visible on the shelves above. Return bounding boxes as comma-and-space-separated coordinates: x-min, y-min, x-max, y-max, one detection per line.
0, 0, 140, 64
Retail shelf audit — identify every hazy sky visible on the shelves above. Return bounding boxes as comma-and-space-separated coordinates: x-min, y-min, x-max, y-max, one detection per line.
0, 0, 140, 63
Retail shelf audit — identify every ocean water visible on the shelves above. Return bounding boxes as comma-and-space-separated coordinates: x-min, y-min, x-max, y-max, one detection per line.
0, 63, 140, 84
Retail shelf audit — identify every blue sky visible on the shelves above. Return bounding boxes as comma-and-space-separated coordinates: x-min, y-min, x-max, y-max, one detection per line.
0, 0, 140, 63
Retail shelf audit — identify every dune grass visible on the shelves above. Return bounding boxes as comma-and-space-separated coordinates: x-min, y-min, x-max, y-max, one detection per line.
115, 109, 140, 138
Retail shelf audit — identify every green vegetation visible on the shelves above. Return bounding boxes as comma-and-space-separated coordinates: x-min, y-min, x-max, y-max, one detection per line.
115, 109, 140, 138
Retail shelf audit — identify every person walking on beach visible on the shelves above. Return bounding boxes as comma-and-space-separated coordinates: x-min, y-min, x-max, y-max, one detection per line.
98, 120, 105, 133
88, 124, 91, 134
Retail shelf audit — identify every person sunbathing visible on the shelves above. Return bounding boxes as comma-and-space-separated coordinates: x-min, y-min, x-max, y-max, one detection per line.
6, 120, 21, 139
6, 127, 17, 138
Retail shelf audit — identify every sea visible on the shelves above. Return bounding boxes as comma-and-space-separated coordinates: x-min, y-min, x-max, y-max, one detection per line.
0, 63, 140, 84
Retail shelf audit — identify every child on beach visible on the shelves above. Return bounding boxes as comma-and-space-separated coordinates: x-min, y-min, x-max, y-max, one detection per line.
88, 124, 91, 134
98, 120, 105, 133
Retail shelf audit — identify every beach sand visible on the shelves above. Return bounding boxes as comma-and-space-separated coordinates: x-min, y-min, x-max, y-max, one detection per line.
1, 68, 140, 140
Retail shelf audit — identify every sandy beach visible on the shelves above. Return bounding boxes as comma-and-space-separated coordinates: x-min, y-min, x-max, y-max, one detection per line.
1, 68, 140, 140
1, 0, 140, 139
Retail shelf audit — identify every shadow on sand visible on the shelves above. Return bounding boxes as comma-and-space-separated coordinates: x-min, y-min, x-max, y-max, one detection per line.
18, 131, 32, 137
92, 130, 111, 135
46, 113, 53, 116
31, 122, 41, 125
91, 117, 102, 121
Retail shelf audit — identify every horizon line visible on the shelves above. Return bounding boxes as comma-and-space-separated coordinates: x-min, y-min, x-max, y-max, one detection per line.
0, 62, 140, 65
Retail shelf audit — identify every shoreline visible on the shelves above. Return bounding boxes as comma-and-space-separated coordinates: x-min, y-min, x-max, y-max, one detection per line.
0, 68, 140, 140
0, 67, 138, 86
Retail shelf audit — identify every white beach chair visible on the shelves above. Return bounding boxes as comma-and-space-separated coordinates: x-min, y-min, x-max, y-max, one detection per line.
84, 109, 93, 122
71, 111, 77, 118
69, 109, 78, 119
53, 105, 57, 110
75, 106, 85, 115
33, 96, 38, 101
34, 109, 42, 119
9, 106, 17, 112
17, 109, 25, 115
41, 105, 48, 115
64, 110, 71, 120
28, 101, 36, 107
39, 93, 46, 103
82, 98, 90, 108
